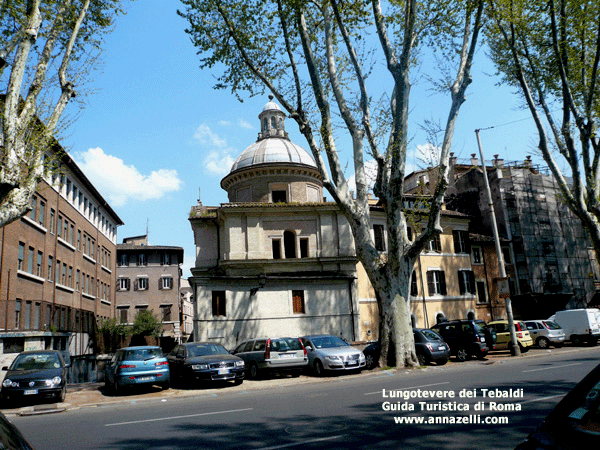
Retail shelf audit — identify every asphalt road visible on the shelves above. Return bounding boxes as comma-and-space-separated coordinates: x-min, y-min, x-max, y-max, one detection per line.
10, 346, 600, 450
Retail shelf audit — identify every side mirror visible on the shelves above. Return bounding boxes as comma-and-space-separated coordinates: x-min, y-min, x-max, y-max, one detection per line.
2, 366, 8, 371
305, 345, 313, 351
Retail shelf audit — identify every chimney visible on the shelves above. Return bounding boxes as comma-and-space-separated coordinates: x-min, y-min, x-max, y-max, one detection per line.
523, 155, 532, 168
470, 153, 479, 166
449, 152, 457, 166
492, 154, 504, 168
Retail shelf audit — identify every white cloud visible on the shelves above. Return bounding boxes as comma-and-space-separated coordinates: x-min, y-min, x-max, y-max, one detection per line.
75, 147, 182, 207
238, 119, 253, 129
194, 123, 227, 148
218, 120, 232, 127
205, 150, 236, 176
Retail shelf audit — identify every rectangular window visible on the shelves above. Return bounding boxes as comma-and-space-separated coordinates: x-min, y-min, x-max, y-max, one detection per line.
24, 301, 32, 330
162, 253, 171, 265
471, 246, 482, 264
57, 215, 63, 237
27, 247, 34, 273
476, 281, 488, 304
272, 190, 287, 203
292, 290, 305, 314
77, 230, 81, 251
137, 277, 148, 290
118, 278, 130, 291
39, 200, 45, 226
30, 196, 37, 222
61, 263, 67, 285
18, 242, 24, 270
48, 256, 53, 281
68, 266, 73, 287
426, 270, 447, 296
453, 230, 470, 253
119, 253, 128, 266
502, 246, 512, 264
55, 260, 61, 284
161, 305, 172, 322
15, 300, 21, 328
427, 235, 442, 252
410, 271, 418, 296
138, 253, 147, 266
373, 224, 385, 251
272, 239, 281, 259
458, 270, 476, 295
117, 306, 129, 323
50, 209, 55, 234
161, 277, 173, 290
212, 291, 226, 316
299, 238, 309, 258
37, 251, 43, 277
34, 302, 40, 329
76, 270, 80, 291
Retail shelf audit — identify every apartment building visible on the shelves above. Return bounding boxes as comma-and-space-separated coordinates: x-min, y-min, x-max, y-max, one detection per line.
0, 151, 123, 357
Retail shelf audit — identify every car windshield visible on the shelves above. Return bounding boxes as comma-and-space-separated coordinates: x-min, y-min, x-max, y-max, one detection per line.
473, 322, 487, 333
310, 336, 348, 349
270, 338, 302, 351
420, 330, 442, 341
188, 344, 228, 357
123, 348, 163, 361
543, 320, 562, 330
12, 353, 61, 370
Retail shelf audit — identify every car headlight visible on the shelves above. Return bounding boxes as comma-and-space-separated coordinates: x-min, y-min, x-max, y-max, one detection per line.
192, 364, 208, 370
235, 360, 245, 367
2, 378, 16, 388
51, 376, 62, 386
326, 356, 341, 361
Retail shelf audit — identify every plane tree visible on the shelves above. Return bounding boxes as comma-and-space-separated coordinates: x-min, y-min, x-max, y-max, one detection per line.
0, 0, 126, 228
487, 1, 600, 259
179, 0, 484, 367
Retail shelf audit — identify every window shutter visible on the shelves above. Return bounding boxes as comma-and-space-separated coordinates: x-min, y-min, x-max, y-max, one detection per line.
468, 271, 476, 294
410, 271, 418, 296
427, 271, 434, 296
440, 271, 447, 295
453, 231, 460, 253
458, 271, 465, 295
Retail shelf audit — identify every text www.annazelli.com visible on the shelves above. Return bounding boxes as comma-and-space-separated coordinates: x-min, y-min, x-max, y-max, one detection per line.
394, 415, 509, 425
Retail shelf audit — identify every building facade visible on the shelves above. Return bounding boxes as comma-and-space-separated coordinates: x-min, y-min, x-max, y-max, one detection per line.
115, 236, 184, 348
189, 98, 359, 350
0, 150, 123, 357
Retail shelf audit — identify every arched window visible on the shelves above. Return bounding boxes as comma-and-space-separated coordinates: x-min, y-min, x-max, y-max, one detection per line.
263, 118, 268, 130
271, 116, 277, 129
467, 311, 476, 321
284, 230, 296, 258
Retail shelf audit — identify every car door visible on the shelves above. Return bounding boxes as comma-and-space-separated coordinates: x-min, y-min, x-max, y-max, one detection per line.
493, 323, 510, 348
167, 345, 186, 378
525, 321, 541, 341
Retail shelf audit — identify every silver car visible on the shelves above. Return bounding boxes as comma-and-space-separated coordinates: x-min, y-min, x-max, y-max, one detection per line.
524, 320, 566, 348
301, 335, 366, 376
231, 337, 308, 379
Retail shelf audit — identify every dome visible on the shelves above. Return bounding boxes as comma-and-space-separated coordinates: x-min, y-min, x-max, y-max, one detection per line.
262, 100, 281, 112
230, 138, 317, 172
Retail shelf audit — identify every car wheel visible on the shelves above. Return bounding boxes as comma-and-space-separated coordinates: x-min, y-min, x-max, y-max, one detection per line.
417, 354, 427, 366
57, 385, 66, 403
571, 335, 581, 346
537, 337, 550, 349
248, 362, 260, 380
365, 354, 376, 369
456, 348, 469, 362
314, 360, 325, 377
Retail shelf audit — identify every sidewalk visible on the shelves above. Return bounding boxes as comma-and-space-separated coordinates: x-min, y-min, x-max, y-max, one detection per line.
1, 345, 593, 417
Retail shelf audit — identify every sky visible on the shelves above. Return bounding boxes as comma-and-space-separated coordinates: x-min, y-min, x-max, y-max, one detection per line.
63, 0, 544, 277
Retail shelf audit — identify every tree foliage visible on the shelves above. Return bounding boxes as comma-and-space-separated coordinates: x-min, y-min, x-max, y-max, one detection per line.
179, 0, 484, 368
487, 0, 600, 257
131, 309, 163, 337
0, 0, 127, 228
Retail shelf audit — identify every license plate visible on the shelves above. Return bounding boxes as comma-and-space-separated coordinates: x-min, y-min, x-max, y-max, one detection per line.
438, 346, 446, 350
347, 360, 358, 366
218, 368, 230, 375
137, 376, 154, 382
280, 353, 295, 359
24, 389, 38, 395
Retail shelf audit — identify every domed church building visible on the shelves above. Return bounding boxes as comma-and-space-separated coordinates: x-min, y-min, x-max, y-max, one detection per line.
189, 98, 360, 349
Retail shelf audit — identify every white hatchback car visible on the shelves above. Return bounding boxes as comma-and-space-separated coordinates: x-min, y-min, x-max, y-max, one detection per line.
524, 320, 566, 348
301, 335, 366, 376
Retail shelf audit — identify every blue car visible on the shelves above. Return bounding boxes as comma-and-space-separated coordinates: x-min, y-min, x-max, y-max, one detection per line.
104, 346, 170, 394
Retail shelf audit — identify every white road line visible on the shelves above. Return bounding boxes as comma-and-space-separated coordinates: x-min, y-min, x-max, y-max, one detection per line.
521, 394, 565, 405
522, 362, 582, 373
257, 435, 342, 450
364, 381, 451, 396
105, 407, 253, 427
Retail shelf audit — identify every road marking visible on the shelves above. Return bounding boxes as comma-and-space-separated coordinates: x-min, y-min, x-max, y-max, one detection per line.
521, 394, 565, 405
105, 407, 253, 427
257, 435, 342, 449
522, 362, 582, 373
364, 381, 450, 396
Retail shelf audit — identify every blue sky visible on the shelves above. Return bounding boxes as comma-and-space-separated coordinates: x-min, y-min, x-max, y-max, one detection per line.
64, 0, 543, 277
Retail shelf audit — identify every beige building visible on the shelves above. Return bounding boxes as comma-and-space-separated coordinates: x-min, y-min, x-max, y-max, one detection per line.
189, 98, 359, 349
115, 236, 184, 347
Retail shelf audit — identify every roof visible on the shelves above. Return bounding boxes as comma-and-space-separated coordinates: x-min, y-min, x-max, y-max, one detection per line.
229, 138, 317, 172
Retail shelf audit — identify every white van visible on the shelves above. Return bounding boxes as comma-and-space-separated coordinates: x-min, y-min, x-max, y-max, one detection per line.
551, 309, 600, 345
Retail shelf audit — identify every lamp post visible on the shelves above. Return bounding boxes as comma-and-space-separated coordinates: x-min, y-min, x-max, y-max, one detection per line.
475, 129, 520, 356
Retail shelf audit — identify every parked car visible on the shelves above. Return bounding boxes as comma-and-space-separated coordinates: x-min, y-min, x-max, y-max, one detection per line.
0, 411, 36, 449
167, 342, 245, 385
300, 335, 366, 376
1, 350, 70, 405
552, 308, 600, 345
362, 328, 450, 368
488, 320, 534, 352
104, 346, 170, 394
514, 361, 600, 449
524, 320, 566, 348
231, 337, 308, 379
430, 320, 490, 361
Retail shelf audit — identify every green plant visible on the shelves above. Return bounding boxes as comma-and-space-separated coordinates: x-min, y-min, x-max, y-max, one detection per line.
131, 310, 162, 337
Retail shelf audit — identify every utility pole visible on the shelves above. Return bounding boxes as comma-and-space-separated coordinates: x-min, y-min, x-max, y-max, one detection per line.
475, 129, 521, 356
